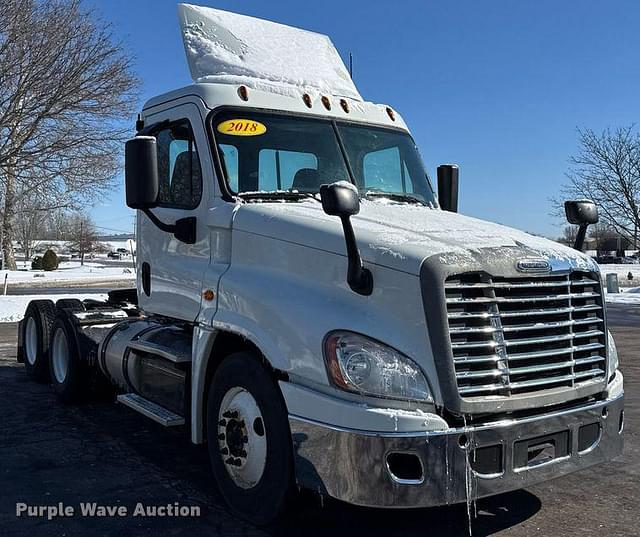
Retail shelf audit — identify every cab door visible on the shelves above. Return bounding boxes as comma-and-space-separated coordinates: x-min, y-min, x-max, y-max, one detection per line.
136, 103, 211, 321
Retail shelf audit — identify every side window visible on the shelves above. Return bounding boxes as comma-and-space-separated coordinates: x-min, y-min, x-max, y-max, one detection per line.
155, 121, 202, 209
258, 149, 318, 191
219, 144, 239, 192
363, 147, 404, 192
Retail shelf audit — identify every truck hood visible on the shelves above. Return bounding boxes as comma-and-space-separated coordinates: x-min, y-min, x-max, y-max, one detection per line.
232, 200, 599, 275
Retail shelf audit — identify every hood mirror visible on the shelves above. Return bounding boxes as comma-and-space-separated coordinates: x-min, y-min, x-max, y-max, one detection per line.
564, 200, 599, 251
319, 181, 360, 217
320, 182, 373, 296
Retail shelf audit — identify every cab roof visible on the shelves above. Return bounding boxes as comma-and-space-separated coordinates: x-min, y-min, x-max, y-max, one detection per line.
142, 82, 408, 131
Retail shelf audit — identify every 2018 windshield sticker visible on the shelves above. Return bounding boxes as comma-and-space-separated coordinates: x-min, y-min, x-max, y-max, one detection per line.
217, 119, 266, 136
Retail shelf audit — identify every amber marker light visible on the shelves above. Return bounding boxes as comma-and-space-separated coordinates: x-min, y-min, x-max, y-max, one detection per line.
386, 106, 396, 121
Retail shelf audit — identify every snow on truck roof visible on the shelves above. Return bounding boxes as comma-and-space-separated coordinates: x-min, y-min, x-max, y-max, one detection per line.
177, 3, 361, 101
143, 5, 406, 130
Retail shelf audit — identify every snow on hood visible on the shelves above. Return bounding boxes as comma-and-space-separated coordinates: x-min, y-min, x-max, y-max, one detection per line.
233, 200, 598, 275
177, 4, 362, 101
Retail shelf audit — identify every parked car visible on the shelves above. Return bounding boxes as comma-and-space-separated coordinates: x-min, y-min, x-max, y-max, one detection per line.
616, 256, 638, 265
107, 251, 122, 260
596, 255, 616, 264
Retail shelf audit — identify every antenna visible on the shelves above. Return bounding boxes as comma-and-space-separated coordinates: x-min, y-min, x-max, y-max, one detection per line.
349, 53, 353, 79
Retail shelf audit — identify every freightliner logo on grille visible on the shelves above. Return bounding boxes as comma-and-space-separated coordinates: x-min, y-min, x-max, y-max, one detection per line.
516, 258, 551, 273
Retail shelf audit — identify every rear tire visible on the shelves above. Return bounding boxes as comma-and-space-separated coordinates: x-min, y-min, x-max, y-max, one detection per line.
55, 299, 85, 313
49, 317, 86, 403
207, 352, 295, 525
21, 300, 56, 382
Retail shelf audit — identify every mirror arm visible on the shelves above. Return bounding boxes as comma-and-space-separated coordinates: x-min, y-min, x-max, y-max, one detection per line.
574, 223, 588, 252
142, 208, 174, 233
339, 215, 373, 296
141, 209, 197, 244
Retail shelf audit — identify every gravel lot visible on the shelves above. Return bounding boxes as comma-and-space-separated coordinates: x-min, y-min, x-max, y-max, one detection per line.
0, 305, 638, 537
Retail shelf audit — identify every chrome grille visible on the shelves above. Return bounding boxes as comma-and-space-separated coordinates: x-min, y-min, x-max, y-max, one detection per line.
445, 271, 606, 399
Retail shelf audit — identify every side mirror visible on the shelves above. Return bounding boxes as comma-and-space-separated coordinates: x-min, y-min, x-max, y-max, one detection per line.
564, 200, 599, 252
125, 135, 196, 245
320, 182, 372, 296
125, 136, 159, 209
437, 164, 459, 212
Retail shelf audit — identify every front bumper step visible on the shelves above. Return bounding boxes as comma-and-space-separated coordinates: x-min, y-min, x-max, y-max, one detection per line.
289, 393, 624, 508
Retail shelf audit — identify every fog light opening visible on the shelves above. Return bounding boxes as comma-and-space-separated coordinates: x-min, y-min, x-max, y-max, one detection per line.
578, 422, 601, 454
386, 452, 424, 484
458, 434, 470, 449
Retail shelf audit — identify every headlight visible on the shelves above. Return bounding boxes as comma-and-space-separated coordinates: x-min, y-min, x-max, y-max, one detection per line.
323, 331, 432, 402
607, 330, 619, 380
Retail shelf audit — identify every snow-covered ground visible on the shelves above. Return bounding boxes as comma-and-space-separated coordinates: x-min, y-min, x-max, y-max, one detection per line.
0, 294, 107, 323
605, 286, 640, 305
0, 261, 135, 288
598, 263, 640, 287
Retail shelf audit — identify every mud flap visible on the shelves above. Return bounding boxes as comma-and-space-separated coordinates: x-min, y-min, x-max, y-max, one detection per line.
16, 319, 24, 363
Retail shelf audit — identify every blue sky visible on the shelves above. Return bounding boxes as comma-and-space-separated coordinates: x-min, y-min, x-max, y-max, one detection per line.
89, 0, 640, 238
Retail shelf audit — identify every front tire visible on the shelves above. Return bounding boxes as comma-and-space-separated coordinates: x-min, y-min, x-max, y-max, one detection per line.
207, 352, 295, 525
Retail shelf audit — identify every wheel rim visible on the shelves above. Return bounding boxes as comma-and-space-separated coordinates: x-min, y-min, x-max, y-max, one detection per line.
25, 316, 38, 366
51, 328, 69, 384
217, 386, 267, 489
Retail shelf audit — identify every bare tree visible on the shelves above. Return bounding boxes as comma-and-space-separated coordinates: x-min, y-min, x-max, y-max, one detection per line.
556, 127, 640, 250
588, 222, 620, 256
558, 225, 578, 247
14, 195, 47, 265
63, 212, 103, 266
0, 0, 139, 269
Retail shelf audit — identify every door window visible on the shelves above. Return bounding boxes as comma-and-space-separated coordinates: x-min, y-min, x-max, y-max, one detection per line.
155, 121, 202, 209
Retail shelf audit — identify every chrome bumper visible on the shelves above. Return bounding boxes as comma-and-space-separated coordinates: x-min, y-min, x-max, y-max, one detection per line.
289, 393, 624, 508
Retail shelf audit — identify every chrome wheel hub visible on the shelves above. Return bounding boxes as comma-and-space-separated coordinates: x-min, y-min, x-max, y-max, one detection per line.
217, 387, 266, 489
25, 316, 38, 366
51, 328, 69, 384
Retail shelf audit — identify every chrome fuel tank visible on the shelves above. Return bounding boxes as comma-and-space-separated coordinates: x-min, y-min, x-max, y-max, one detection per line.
98, 320, 191, 414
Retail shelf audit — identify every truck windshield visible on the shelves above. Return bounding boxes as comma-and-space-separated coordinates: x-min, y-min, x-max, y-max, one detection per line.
213, 111, 437, 206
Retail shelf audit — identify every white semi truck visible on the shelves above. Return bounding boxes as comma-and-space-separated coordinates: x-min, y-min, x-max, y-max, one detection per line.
17, 4, 623, 525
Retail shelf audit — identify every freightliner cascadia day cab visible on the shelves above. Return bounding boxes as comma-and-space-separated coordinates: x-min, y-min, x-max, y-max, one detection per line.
17, 4, 623, 525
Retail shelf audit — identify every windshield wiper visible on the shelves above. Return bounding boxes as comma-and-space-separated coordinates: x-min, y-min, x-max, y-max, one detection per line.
238, 191, 320, 202
364, 191, 425, 205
